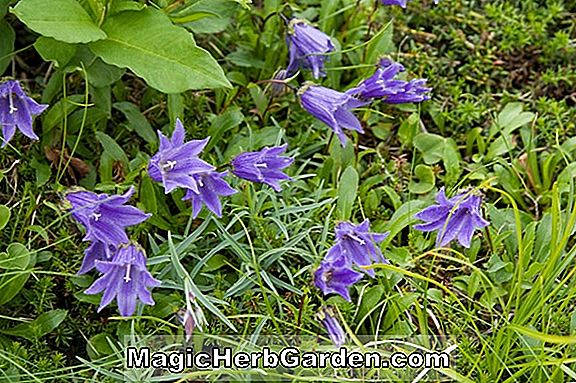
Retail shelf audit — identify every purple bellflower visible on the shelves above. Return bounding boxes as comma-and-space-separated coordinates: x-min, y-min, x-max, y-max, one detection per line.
317, 306, 346, 347
286, 19, 334, 79
66, 187, 150, 247
299, 85, 370, 146
381, 0, 439, 7
334, 219, 389, 277
414, 187, 490, 248
78, 241, 115, 275
148, 119, 215, 194
85, 244, 161, 317
0, 80, 48, 147
231, 144, 294, 192
182, 171, 237, 218
347, 58, 431, 104
314, 244, 364, 301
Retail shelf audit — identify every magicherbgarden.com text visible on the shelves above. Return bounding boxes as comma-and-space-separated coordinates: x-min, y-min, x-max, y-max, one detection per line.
125, 346, 451, 373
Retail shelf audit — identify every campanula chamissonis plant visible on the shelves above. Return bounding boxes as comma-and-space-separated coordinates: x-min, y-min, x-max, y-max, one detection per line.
0, 80, 48, 147
148, 118, 215, 194
347, 58, 431, 104
299, 84, 370, 146
182, 171, 237, 218
231, 144, 294, 192
285, 19, 334, 79
315, 219, 388, 301
66, 187, 150, 247
317, 306, 346, 347
334, 219, 389, 277
314, 245, 364, 302
414, 187, 490, 248
84, 244, 161, 317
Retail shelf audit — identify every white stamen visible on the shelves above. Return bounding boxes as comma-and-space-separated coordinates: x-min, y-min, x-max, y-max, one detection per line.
91, 212, 102, 221
347, 234, 366, 245
162, 160, 177, 171
8, 93, 17, 115
255, 162, 268, 168
123, 263, 132, 283
197, 178, 204, 187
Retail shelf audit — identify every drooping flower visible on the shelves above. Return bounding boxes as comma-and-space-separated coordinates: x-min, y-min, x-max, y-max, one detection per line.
299, 85, 370, 146
231, 144, 294, 192
78, 241, 115, 275
182, 171, 237, 218
347, 58, 431, 104
148, 119, 215, 194
0, 80, 48, 147
317, 306, 346, 347
414, 187, 490, 248
286, 19, 334, 79
334, 219, 389, 277
314, 244, 364, 301
66, 186, 150, 246
85, 244, 161, 317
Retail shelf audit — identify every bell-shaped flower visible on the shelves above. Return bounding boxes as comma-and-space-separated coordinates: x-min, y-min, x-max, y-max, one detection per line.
0, 80, 48, 147
78, 241, 115, 275
286, 19, 334, 79
66, 186, 150, 247
316, 306, 346, 347
414, 187, 490, 248
299, 84, 370, 146
347, 58, 431, 103
231, 144, 294, 192
148, 119, 215, 194
334, 219, 389, 277
84, 244, 161, 317
182, 171, 237, 218
314, 244, 364, 301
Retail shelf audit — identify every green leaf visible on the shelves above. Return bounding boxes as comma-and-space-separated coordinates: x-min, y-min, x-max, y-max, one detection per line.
11, 0, 107, 43
414, 133, 446, 164
0, 20, 15, 75
113, 102, 155, 143
34, 36, 76, 67
0, 243, 30, 270
85, 57, 125, 87
365, 21, 394, 66
89, 8, 231, 93
95, 131, 129, 167
408, 164, 435, 194
337, 166, 359, 220
0, 309, 67, 341
140, 176, 157, 215
206, 108, 244, 151
0, 205, 10, 230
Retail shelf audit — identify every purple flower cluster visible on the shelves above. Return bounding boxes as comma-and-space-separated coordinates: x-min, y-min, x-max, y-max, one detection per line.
0, 80, 47, 147
299, 59, 431, 146
66, 187, 159, 317
148, 119, 294, 218
414, 188, 489, 248
314, 219, 389, 301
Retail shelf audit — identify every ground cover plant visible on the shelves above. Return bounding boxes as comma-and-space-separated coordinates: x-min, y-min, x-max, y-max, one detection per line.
0, 0, 575, 381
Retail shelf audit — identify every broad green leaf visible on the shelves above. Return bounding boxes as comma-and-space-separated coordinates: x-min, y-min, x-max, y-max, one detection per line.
408, 164, 435, 194
113, 102, 155, 143
85, 57, 125, 87
89, 8, 231, 93
87, 333, 115, 360
0, 205, 9, 230
0, 20, 15, 75
0, 243, 30, 270
108, 0, 145, 16
0, 0, 10, 17
11, 0, 107, 43
0, 309, 67, 341
34, 36, 76, 67
140, 176, 157, 215
414, 133, 446, 164
206, 108, 244, 151
337, 166, 359, 220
